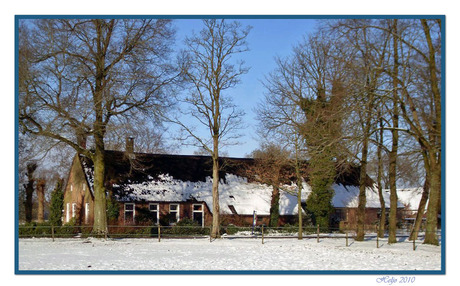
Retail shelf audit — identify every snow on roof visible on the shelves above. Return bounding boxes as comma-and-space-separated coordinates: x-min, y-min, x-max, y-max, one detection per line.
81, 158, 94, 194
393, 188, 425, 210
329, 184, 403, 208
294, 183, 404, 209
113, 173, 302, 216
112, 173, 403, 215
79, 152, 408, 215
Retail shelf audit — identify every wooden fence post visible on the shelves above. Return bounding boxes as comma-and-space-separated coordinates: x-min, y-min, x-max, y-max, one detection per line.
376, 224, 379, 249
51, 225, 55, 242
346, 231, 348, 247
158, 225, 161, 242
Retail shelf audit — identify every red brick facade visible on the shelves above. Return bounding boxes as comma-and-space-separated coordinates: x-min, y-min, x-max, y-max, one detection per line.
334, 207, 405, 231
116, 201, 213, 226
63, 156, 94, 225
63, 154, 402, 229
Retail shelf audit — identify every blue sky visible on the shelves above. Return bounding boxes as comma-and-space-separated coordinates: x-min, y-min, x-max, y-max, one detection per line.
172, 18, 317, 157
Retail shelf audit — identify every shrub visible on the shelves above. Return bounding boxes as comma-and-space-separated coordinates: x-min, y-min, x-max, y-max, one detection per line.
56, 218, 80, 237
165, 218, 209, 236
19, 222, 52, 238
49, 180, 64, 227
106, 197, 120, 224
225, 224, 239, 235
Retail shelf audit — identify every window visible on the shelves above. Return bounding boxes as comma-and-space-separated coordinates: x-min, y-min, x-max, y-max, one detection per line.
66, 203, 70, 223
124, 203, 135, 224
149, 203, 159, 225
192, 204, 204, 227
169, 204, 180, 225
72, 203, 77, 218
85, 203, 90, 224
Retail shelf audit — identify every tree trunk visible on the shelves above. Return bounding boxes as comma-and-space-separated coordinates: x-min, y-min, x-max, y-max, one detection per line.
410, 175, 429, 241
92, 137, 108, 235
356, 91, 373, 241
356, 138, 368, 241
24, 162, 37, 223
36, 179, 46, 223
92, 21, 108, 236
377, 116, 386, 238
388, 19, 400, 244
424, 153, 441, 245
210, 137, 220, 239
420, 19, 442, 246
387, 147, 399, 244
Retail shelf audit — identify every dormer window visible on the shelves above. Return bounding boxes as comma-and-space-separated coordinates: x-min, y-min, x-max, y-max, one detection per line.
228, 205, 237, 215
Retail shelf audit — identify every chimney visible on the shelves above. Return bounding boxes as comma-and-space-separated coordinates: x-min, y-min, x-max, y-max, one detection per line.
126, 136, 134, 154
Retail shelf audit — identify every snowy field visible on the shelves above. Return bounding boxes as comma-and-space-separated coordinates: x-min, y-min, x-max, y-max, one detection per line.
18, 236, 441, 272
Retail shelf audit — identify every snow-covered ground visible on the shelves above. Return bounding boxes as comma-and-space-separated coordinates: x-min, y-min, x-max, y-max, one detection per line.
18, 236, 441, 272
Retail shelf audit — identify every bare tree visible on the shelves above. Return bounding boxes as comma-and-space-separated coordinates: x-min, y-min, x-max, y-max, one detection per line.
328, 18, 443, 245
104, 115, 173, 154
370, 19, 442, 245
401, 19, 442, 245
326, 18, 412, 241
250, 143, 291, 227
258, 29, 351, 231
256, 69, 308, 236
387, 19, 400, 244
256, 18, 442, 245
171, 19, 251, 238
375, 110, 387, 238
18, 19, 177, 234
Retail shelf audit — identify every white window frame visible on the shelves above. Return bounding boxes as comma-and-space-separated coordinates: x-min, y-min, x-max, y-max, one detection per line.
192, 203, 204, 227
66, 203, 70, 223
72, 203, 77, 218
124, 203, 135, 224
149, 203, 160, 225
85, 203, 90, 224
169, 204, 180, 224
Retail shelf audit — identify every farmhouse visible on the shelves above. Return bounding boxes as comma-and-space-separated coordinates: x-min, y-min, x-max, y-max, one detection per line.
63, 141, 406, 229
63, 149, 300, 227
